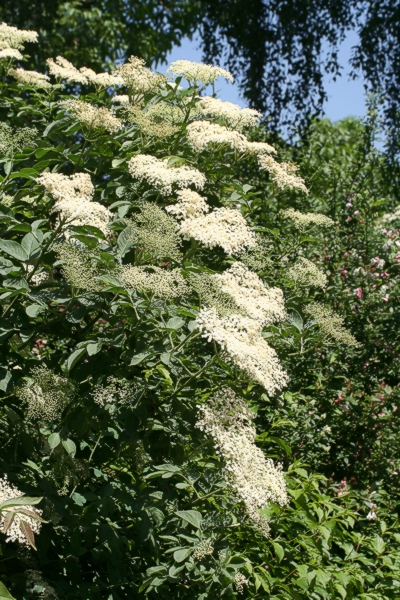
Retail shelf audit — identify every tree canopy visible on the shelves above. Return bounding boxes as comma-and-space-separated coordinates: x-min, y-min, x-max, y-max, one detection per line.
2, 0, 400, 143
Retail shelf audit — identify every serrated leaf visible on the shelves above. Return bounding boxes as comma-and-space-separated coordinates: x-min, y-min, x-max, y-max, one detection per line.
25, 304, 45, 318
272, 542, 284, 562
48, 432, 60, 449
117, 226, 134, 257
66, 347, 87, 372
0, 497, 42, 511
166, 316, 185, 330
62, 438, 76, 456
175, 510, 202, 529
19, 520, 36, 549
0, 240, 28, 262
173, 547, 192, 563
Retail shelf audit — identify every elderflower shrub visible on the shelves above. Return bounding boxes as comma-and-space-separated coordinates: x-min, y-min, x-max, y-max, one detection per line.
0, 24, 398, 600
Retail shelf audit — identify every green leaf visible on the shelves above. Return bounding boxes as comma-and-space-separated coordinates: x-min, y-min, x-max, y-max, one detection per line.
272, 542, 284, 562
0, 497, 42, 511
62, 439, 76, 457
66, 347, 87, 372
0, 240, 28, 262
21, 233, 40, 258
0, 581, 16, 599
175, 510, 202, 529
117, 226, 134, 257
48, 433, 60, 449
130, 352, 150, 366
166, 316, 185, 330
87, 342, 102, 356
25, 304, 45, 318
173, 548, 192, 563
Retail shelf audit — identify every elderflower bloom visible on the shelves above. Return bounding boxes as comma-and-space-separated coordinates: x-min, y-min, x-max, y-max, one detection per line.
92, 377, 137, 407
196, 389, 288, 538
118, 266, 189, 299
214, 262, 286, 325
167, 60, 234, 86
197, 96, 262, 131
305, 302, 359, 346
287, 257, 327, 289
0, 23, 37, 53
258, 154, 308, 193
79, 67, 123, 88
234, 573, 249, 594
19, 365, 74, 421
128, 154, 206, 195
116, 56, 165, 95
0, 476, 43, 546
178, 208, 256, 255
192, 538, 214, 561
196, 308, 288, 394
46, 56, 88, 84
127, 102, 182, 138
186, 120, 248, 153
112, 94, 130, 104
0, 47, 23, 61
9, 68, 52, 88
281, 208, 334, 229
165, 189, 210, 220
36, 172, 112, 238
59, 99, 122, 134
130, 203, 183, 261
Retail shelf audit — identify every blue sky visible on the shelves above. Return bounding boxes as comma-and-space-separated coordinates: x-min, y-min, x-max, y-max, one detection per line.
159, 30, 366, 123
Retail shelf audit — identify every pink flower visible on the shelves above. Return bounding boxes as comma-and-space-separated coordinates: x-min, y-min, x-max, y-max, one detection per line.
354, 210, 360, 216
381, 272, 389, 279
354, 287, 363, 298
341, 270, 348, 276
382, 295, 390, 302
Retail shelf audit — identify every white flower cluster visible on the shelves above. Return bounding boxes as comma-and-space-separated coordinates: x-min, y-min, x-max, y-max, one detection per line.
92, 377, 137, 407
9, 68, 51, 89
116, 56, 165, 95
127, 102, 182, 138
165, 189, 209, 220
112, 94, 130, 104
197, 96, 262, 131
0, 23, 38, 49
128, 154, 206, 195
192, 538, 214, 561
130, 203, 183, 261
118, 266, 189, 299
36, 172, 112, 238
19, 365, 73, 421
60, 99, 122, 134
281, 208, 334, 229
196, 308, 288, 394
186, 121, 277, 159
213, 262, 286, 325
234, 572, 249, 594
178, 207, 256, 255
79, 67, 123, 88
187, 120, 249, 153
258, 155, 308, 193
0, 476, 43, 546
196, 389, 288, 537
46, 56, 88, 84
305, 302, 359, 346
46, 56, 123, 88
26, 265, 49, 286
0, 47, 24, 61
55, 243, 102, 291
287, 257, 327, 289
167, 60, 234, 85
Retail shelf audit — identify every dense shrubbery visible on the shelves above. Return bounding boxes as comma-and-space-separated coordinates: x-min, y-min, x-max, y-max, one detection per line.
0, 23, 399, 600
